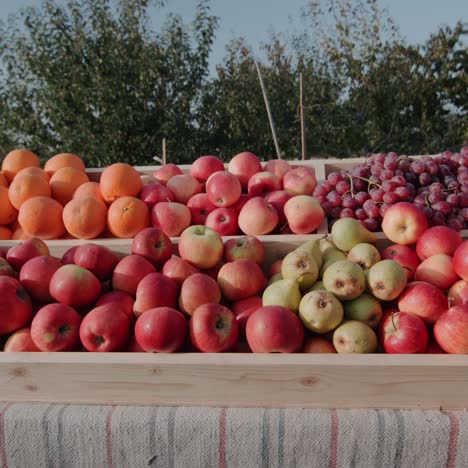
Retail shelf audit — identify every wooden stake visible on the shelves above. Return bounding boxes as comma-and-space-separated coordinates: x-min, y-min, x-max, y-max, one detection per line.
299, 72, 307, 161
255, 61, 282, 160
162, 138, 167, 165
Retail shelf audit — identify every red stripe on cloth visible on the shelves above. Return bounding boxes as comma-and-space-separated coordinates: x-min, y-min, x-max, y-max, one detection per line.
0, 403, 13, 468
219, 407, 227, 468
447, 412, 460, 468
330, 409, 338, 468
106, 406, 117, 468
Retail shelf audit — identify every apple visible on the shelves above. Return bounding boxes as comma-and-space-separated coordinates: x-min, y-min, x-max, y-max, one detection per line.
178, 225, 223, 269
153, 163, 183, 186
139, 182, 174, 209
227, 151, 262, 189
416, 226, 463, 260
453, 241, 468, 281
397, 281, 448, 324
381, 202, 429, 245
73, 244, 120, 281
135, 307, 187, 352
178, 272, 222, 316
95, 291, 135, 321
434, 304, 468, 353
166, 174, 202, 204
3, 327, 40, 352
303, 337, 337, 353
231, 296, 262, 337
414, 254, 459, 290
151, 201, 191, 237
448, 280, 468, 306
381, 244, 420, 280
189, 303, 239, 352
264, 190, 293, 225
131, 227, 173, 267
238, 197, 279, 235
283, 195, 325, 234
282, 167, 317, 195
426, 340, 447, 354
49, 264, 101, 308
133, 272, 178, 317
205, 207, 239, 236
187, 193, 216, 225
6, 237, 49, 270
140, 174, 157, 186
246, 305, 304, 353
0, 276, 33, 335
381, 311, 428, 354
19, 255, 62, 303
223, 235, 264, 265
61, 245, 79, 265
200, 260, 225, 281
162, 255, 198, 287
79, 304, 131, 352
205, 171, 242, 207
247, 171, 281, 198
189, 155, 225, 182
30, 303, 82, 352
268, 258, 283, 277
217, 259, 265, 302
112, 254, 156, 296
231, 194, 250, 215
128, 336, 145, 352
0, 258, 17, 278
263, 159, 292, 181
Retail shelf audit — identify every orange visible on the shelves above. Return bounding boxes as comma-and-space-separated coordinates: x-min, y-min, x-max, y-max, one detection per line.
18, 196, 65, 240
0, 172, 8, 188
100, 163, 142, 203
11, 227, 32, 240
63, 196, 107, 239
0, 226, 12, 240
8, 173, 51, 210
0, 186, 18, 225
1, 149, 40, 183
107, 196, 149, 238
72, 181, 106, 204
44, 152, 86, 177
49, 166, 89, 205
15, 166, 50, 182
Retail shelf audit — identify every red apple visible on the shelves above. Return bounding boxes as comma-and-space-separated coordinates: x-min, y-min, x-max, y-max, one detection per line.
205, 171, 242, 207
0, 276, 33, 335
131, 227, 173, 266
3, 327, 40, 352
268, 258, 283, 277
0, 258, 17, 278
187, 193, 216, 225
189, 155, 225, 182
238, 197, 279, 235
398, 281, 448, 323
79, 304, 131, 352
190, 303, 239, 352
135, 307, 187, 352
49, 264, 101, 308
283, 167, 317, 195
381, 244, 420, 280
265, 190, 293, 225
247, 171, 281, 198
231, 194, 250, 215
6, 237, 49, 270
448, 280, 468, 307
112, 254, 156, 296
151, 201, 191, 237
263, 159, 292, 181
19, 255, 62, 303
30, 303, 82, 351
453, 240, 468, 281
178, 273, 222, 316
434, 304, 468, 353
381, 202, 429, 245
153, 163, 183, 186
223, 235, 264, 265
61, 245, 79, 265
414, 254, 459, 290
231, 296, 262, 337
200, 260, 225, 281
178, 225, 223, 269
95, 291, 135, 321
302, 337, 337, 353
205, 207, 239, 236
283, 195, 325, 234
217, 259, 265, 302
133, 272, 178, 317
246, 305, 304, 353
139, 182, 174, 209
416, 226, 463, 260
162, 255, 199, 287
227, 151, 262, 189
73, 244, 120, 281
166, 174, 202, 204
426, 340, 447, 354
128, 336, 145, 352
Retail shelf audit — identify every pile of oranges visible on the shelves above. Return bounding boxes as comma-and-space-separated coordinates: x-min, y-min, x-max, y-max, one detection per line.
0, 149, 149, 240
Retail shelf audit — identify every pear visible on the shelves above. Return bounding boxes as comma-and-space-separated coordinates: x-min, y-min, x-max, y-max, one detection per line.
343, 293, 383, 328
319, 249, 347, 277
367, 260, 408, 301
295, 239, 323, 270
299, 290, 343, 333
281, 250, 318, 291
331, 218, 377, 252
306, 280, 326, 292
322, 260, 366, 300
262, 278, 301, 313
347, 243, 381, 269
333, 320, 377, 354
267, 273, 283, 286
320, 237, 336, 256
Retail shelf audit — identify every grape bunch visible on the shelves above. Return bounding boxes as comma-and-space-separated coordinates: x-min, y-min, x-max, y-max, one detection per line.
313, 147, 468, 232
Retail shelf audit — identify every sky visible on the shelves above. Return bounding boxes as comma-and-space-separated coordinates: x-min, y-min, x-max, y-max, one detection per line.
0, 0, 466, 74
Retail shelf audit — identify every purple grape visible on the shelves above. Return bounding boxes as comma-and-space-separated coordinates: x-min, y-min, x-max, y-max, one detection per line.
339, 208, 356, 219
380, 203, 391, 217
432, 201, 452, 215
383, 192, 398, 204
351, 166, 369, 178
419, 173, 431, 186
362, 218, 379, 231
447, 218, 463, 231
330, 206, 342, 218
354, 191, 370, 205
380, 169, 394, 181
413, 194, 427, 206
382, 180, 397, 193
353, 179, 367, 191
423, 206, 434, 219
369, 188, 384, 202
447, 181, 459, 191
314, 184, 330, 197
321, 181, 333, 192
461, 207, 468, 221
446, 193, 460, 207
384, 158, 398, 170
429, 182, 444, 192
373, 154, 386, 164
428, 192, 446, 204
394, 186, 410, 200
460, 193, 468, 208
431, 211, 446, 225
439, 165, 451, 177
321, 201, 332, 215
355, 208, 367, 220
410, 160, 425, 175
405, 183, 416, 197
391, 175, 406, 187
326, 191, 343, 208
398, 159, 411, 171
363, 200, 380, 218
426, 162, 439, 176
458, 172, 468, 185
394, 169, 404, 177
327, 172, 343, 185
342, 195, 358, 210
336, 181, 351, 195
405, 172, 417, 184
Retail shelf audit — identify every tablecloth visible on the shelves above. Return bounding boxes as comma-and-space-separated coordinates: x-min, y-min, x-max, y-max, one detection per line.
0, 403, 465, 467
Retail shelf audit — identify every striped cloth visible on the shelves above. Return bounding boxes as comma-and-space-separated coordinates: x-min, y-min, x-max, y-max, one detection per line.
0, 403, 465, 467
